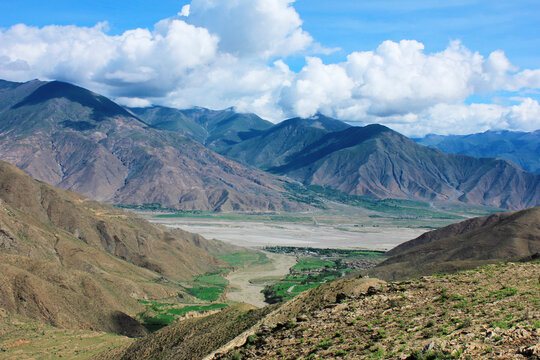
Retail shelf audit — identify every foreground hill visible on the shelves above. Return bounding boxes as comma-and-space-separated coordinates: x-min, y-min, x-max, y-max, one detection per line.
415, 130, 540, 175
368, 206, 540, 280
262, 124, 539, 210
0, 79, 304, 211
130, 106, 274, 151
213, 262, 539, 360
0, 160, 237, 335
98, 262, 540, 360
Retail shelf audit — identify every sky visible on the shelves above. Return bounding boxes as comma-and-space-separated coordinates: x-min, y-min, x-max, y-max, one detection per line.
0, 0, 539, 136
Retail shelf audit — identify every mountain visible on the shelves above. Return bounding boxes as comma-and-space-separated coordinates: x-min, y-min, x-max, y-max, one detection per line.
129, 106, 274, 151
0, 160, 238, 336
220, 114, 350, 170
0, 80, 305, 212
223, 122, 539, 210
368, 206, 540, 280
415, 130, 540, 174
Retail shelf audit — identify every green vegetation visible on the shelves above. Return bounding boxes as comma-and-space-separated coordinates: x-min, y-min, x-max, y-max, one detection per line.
154, 211, 313, 223
263, 247, 386, 303
284, 183, 466, 219
138, 300, 228, 331
292, 259, 335, 271
187, 286, 223, 302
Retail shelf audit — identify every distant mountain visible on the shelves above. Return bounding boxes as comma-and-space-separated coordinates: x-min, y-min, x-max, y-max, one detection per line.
368, 206, 540, 280
414, 130, 540, 174
0, 80, 305, 212
221, 120, 540, 210
0, 160, 236, 335
220, 114, 350, 170
130, 106, 274, 151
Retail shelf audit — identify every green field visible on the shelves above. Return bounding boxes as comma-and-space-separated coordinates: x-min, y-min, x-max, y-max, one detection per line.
138, 301, 229, 331
284, 183, 467, 219
187, 286, 223, 301
263, 247, 386, 303
291, 259, 335, 271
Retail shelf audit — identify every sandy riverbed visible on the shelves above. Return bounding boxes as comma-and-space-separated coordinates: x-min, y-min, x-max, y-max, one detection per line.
151, 218, 425, 250
225, 252, 297, 307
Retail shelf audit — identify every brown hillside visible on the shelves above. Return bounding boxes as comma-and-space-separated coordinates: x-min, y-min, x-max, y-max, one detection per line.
368, 206, 540, 281
0, 80, 306, 212
92, 304, 276, 360
0, 160, 236, 335
213, 262, 540, 360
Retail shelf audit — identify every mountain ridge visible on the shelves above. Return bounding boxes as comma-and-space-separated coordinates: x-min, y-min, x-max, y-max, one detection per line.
0, 79, 306, 212
415, 130, 540, 174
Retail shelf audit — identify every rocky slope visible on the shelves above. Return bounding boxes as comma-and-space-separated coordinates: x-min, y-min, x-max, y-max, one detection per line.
415, 130, 540, 174
368, 206, 540, 280
264, 124, 540, 210
214, 261, 540, 360
0, 79, 305, 212
0, 160, 237, 335
99, 261, 540, 360
220, 114, 350, 170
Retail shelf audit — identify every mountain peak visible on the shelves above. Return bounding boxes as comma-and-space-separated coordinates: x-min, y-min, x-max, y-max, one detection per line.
12, 80, 135, 122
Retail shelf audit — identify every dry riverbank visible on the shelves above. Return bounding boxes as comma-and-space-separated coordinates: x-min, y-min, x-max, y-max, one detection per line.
225, 252, 296, 308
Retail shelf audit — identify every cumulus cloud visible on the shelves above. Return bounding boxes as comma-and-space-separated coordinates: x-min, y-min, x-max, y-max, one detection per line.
0, 0, 539, 136
183, 0, 313, 58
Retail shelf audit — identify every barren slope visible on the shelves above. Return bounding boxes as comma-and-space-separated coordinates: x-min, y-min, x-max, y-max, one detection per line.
368, 206, 540, 280
0, 80, 305, 212
0, 160, 236, 335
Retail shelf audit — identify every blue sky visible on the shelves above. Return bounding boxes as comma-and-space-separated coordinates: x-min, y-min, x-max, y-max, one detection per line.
2, 0, 538, 69
0, 0, 539, 135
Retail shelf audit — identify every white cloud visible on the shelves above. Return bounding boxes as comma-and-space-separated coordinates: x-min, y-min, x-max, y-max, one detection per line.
0, 1, 539, 136
279, 57, 354, 118
115, 97, 152, 108
184, 0, 313, 58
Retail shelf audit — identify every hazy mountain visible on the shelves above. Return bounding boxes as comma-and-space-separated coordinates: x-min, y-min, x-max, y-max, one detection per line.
0, 160, 237, 335
220, 114, 350, 170
0, 80, 305, 212
368, 206, 540, 280
414, 130, 540, 174
225, 122, 539, 210
130, 106, 274, 151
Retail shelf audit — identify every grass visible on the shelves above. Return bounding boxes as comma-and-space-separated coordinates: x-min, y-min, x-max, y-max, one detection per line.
292, 259, 335, 271
194, 273, 228, 287
187, 286, 223, 302
0, 314, 133, 360
284, 183, 466, 219
138, 301, 229, 331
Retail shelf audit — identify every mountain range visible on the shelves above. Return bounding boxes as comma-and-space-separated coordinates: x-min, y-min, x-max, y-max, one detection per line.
415, 130, 540, 175
1, 78, 539, 211
134, 105, 540, 210
0, 80, 303, 212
